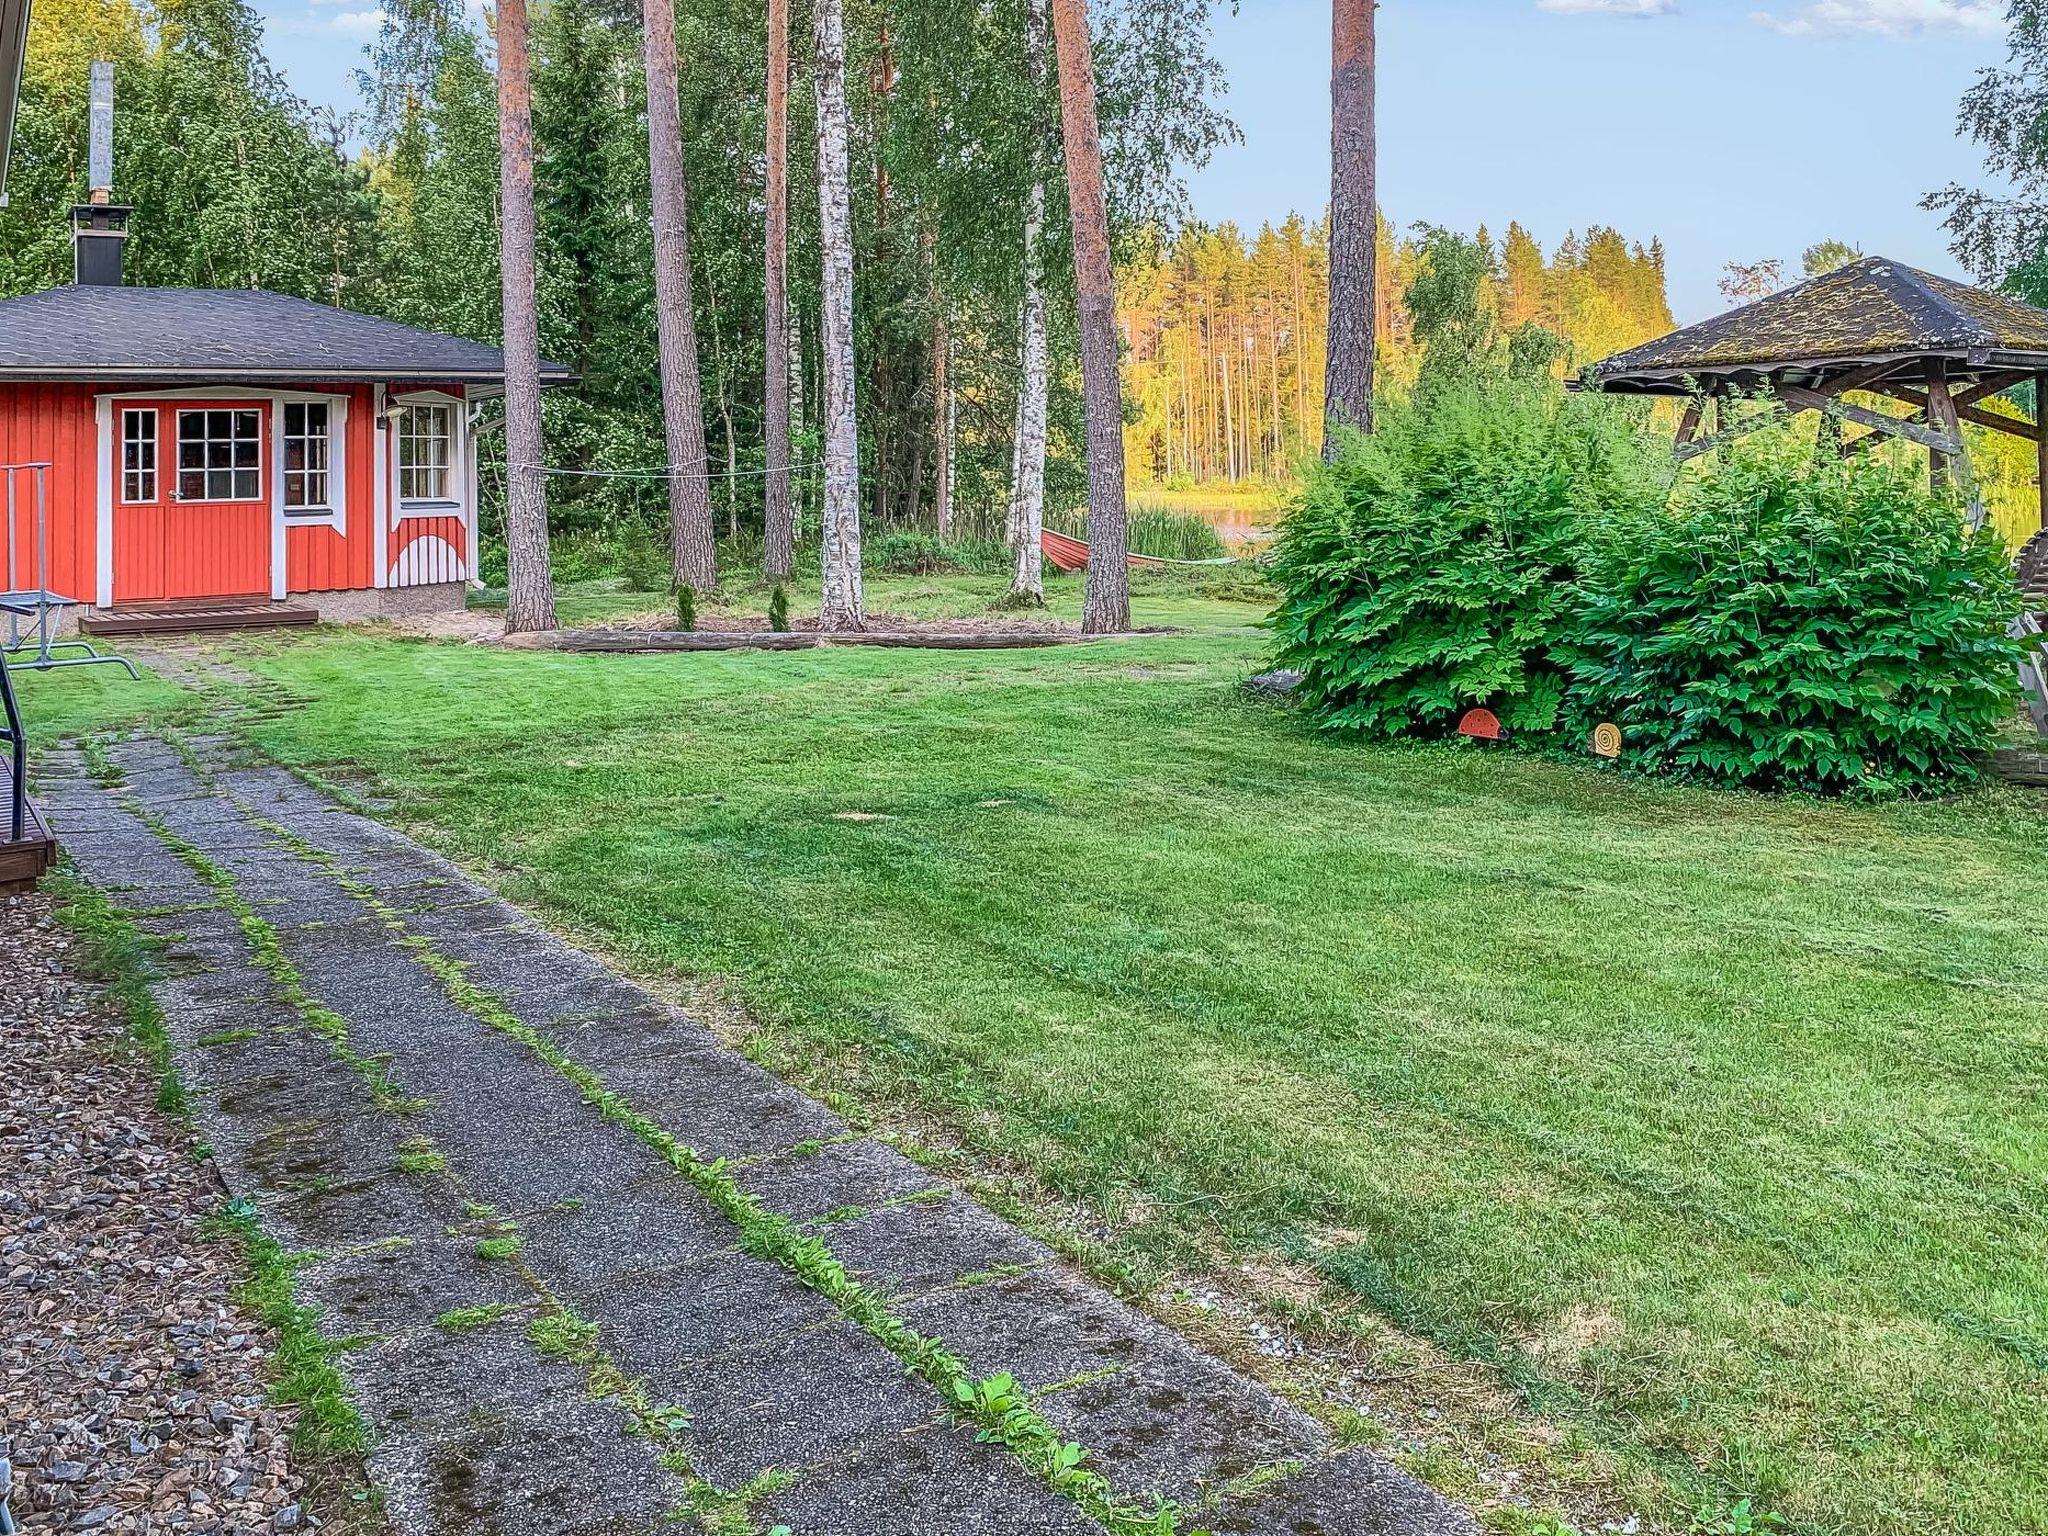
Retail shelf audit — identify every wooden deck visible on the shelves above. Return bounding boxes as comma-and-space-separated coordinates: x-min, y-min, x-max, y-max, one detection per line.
79, 599, 319, 638
0, 753, 56, 894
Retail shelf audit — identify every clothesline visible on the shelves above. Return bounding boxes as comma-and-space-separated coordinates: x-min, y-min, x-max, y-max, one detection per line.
494, 459, 826, 482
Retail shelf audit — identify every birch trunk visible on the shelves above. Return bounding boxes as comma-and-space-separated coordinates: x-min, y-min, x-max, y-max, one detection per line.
1008, 0, 1050, 603
762, 0, 795, 580
813, 0, 864, 631
1323, 0, 1376, 452
643, 0, 718, 589
1049, 0, 1125, 630
496, 0, 555, 634
930, 228, 953, 540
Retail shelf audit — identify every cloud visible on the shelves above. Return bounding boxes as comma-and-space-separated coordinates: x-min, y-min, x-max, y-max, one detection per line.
1537, 0, 1679, 14
326, 7, 385, 35
1751, 0, 2003, 35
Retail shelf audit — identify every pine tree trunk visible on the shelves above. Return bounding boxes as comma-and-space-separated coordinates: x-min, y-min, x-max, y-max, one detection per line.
496, 0, 556, 634
1323, 0, 1376, 453
643, 0, 719, 589
762, 0, 795, 580
1009, 0, 1050, 605
1049, 0, 1126, 633
813, 0, 865, 631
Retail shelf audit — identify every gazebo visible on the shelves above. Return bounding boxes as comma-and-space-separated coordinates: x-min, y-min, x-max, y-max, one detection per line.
1578, 256, 2048, 541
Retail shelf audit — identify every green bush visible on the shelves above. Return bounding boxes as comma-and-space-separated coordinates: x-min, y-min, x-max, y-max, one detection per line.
1269, 378, 1661, 737
869, 532, 1009, 576
1572, 437, 2026, 796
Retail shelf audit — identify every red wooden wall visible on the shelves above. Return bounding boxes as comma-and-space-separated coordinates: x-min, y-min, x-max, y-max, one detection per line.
285, 383, 379, 594
0, 383, 99, 602
0, 379, 473, 604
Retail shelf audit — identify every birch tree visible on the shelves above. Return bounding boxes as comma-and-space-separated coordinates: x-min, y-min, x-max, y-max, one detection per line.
1008, 0, 1050, 605
1050, 0, 1127, 633
1323, 0, 1376, 451
762, 0, 795, 580
814, 0, 864, 630
495, 0, 556, 633
642, 0, 718, 590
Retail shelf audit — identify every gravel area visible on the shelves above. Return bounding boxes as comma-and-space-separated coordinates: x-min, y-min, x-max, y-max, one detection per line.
0, 889, 308, 1535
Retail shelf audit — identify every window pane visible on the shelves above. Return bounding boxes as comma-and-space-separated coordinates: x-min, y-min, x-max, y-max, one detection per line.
305, 435, 327, 471
284, 472, 304, 508
233, 411, 258, 440
233, 469, 259, 500
285, 403, 304, 436
179, 469, 204, 500
180, 413, 205, 443
207, 410, 229, 439
234, 437, 259, 468
180, 440, 205, 470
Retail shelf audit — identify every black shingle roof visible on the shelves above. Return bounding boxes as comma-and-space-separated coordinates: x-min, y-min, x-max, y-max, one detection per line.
0, 285, 574, 383
1582, 257, 2048, 393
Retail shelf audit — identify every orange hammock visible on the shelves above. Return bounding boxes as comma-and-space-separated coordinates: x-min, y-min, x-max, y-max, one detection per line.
1038, 528, 1170, 574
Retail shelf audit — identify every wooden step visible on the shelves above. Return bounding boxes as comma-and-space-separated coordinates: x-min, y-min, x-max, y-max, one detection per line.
79, 601, 318, 638
0, 755, 56, 894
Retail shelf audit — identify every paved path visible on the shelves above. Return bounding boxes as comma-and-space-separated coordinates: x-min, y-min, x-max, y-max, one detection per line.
39, 727, 1476, 1536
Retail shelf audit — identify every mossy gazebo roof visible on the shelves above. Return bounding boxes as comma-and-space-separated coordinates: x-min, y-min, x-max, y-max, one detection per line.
1578, 256, 2048, 535
1581, 257, 2048, 396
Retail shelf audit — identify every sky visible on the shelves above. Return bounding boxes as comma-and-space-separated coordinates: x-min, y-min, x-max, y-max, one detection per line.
247, 0, 2016, 323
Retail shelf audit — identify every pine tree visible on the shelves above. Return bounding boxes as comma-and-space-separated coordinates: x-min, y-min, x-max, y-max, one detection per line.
495, 0, 557, 633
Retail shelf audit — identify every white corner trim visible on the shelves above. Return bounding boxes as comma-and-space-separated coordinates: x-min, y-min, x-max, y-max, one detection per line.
372, 384, 389, 590
464, 392, 481, 583
268, 403, 287, 600
93, 396, 113, 607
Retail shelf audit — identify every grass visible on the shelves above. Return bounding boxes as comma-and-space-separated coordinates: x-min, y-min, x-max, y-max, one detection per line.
17, 567, 2048, 1535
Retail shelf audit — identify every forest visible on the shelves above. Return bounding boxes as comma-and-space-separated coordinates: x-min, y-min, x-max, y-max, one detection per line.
0, 0, 1686, 548
1117, 217, 1675, 489
1, 0, 1235, 548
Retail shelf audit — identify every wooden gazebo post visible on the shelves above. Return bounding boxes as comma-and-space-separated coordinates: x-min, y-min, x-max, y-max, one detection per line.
2037, 371, 2048, 532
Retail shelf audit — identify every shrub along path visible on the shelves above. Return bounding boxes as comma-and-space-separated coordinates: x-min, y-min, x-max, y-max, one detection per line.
37, 726, 1472, 1536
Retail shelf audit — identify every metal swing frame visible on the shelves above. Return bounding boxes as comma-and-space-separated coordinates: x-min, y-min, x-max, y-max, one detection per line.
2, 461, 138, 678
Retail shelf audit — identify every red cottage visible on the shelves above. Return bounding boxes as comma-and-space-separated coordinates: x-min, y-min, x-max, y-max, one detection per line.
0, 217, 571, 633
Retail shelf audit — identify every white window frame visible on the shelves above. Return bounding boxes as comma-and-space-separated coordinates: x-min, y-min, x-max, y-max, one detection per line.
396, 397, 460, 512
119, 408, 157, 505
393, 391, 468, 524
173, 407, 267, 504
280, 400, 336, 518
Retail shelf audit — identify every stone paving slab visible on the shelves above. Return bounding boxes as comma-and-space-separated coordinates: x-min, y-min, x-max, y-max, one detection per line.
669, 1317, 943, 1489
825, 1191, 1054, 1299
1039, 1340, 1327, 1505
564, 1249, 839, 1370
902, 1267, 1161, 1390
264, 1169, 473, 1254
761, 1426, 1111, 1536
734, 1137, 946, 1222
42, 730, 1480, 1536
371, 1394, 685, 1536
513, 1177, 736, 1289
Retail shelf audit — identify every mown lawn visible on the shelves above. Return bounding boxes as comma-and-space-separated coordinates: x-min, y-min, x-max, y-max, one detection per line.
17, 571, 2047, 1536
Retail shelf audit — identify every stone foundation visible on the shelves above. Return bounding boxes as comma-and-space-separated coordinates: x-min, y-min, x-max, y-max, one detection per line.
292, 583, 469, 622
